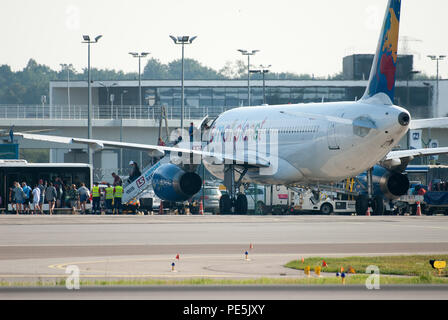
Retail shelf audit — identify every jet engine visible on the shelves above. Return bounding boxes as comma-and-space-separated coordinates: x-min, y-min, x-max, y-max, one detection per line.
151, 163, 202, 202
369, 166, 410, 200
377, 170, 410, 200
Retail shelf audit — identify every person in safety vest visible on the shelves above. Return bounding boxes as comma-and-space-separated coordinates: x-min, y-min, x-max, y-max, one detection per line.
105, 183, 114, 214
113, 182, 123, 215
92, 182, 101, 215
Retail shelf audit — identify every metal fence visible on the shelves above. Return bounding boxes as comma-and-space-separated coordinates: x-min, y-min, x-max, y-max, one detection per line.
0, 104, 239, 120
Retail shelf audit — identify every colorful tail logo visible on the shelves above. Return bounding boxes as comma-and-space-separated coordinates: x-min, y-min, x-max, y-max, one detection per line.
362, 0, 401, 104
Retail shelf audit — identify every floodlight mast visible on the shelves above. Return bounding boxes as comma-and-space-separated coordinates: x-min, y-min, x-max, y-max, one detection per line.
427, 55, 446, 117
250, 64, 271, 105
129, 52, 150, 111
169, 35, 197, 134
238, 49, 259, 106
82, 34, 102, 165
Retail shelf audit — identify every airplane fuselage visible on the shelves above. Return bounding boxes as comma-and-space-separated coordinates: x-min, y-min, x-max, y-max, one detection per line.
204, 96, 410, 186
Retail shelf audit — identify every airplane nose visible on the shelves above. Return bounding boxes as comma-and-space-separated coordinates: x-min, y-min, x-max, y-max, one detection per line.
398, 112, 410, 127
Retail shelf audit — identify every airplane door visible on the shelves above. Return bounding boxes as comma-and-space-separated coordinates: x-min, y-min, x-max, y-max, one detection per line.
327, 122, 340, 150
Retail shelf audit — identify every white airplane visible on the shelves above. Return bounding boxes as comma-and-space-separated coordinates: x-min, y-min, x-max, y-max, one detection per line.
10, 0, 448, 214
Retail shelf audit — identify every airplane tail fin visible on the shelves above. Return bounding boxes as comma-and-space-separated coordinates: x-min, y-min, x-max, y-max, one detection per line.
361, 0, 401, 104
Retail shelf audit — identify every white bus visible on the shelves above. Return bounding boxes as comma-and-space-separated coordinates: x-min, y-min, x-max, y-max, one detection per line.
0, 160, 92, 213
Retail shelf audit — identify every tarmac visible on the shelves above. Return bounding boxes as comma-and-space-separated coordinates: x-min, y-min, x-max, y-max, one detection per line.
0, 214, 447, 299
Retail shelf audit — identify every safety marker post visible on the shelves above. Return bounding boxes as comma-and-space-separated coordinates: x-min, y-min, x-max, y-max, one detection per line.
245, 251, 249, 261
250, 243, 253, 250
199, 201, 204, 215
322, 260, 327, 268
314, 266, 321, 277
304, 266, 311, 277
416, 201, 422, 216
171, 262, 176, 272
348, 266, 356, 274
301, 257, 304, 263
176, 253, 180, 261
341, 272, 346, 285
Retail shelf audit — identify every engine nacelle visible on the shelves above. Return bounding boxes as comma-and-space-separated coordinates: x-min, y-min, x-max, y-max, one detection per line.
355, 166, 410, 200
377, 171, 410, 200
369, 166, 410, 200
152, 163, 202, 202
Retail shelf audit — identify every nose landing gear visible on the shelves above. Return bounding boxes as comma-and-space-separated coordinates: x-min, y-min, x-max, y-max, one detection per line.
219, 164, 249, 215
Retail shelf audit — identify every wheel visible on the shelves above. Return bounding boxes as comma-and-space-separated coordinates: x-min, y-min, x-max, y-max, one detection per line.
219, 194, 233, 215
235, 194, 248, 215
371, 196, 384, 215
355, 195, 369, 215
320, 203, 333, 215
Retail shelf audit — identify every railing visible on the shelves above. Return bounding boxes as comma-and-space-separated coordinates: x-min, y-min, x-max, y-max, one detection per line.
0, 104, 240, 120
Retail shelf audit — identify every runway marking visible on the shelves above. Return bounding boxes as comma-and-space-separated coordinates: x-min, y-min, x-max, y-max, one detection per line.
47, 253, 302, 271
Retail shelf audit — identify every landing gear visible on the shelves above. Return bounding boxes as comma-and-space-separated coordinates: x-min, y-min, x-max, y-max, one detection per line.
220, 164, 249, 215
219, 194, 233, 215
371, 195, 384, 215
235, 194, 248, 215
355, 195, 369, 216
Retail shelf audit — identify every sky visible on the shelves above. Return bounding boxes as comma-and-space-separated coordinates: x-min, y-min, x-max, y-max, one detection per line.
1, 0, 447, 78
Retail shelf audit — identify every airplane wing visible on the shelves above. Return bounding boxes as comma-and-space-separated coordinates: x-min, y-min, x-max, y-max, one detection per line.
382, 147, 448, 170
13, 132, 270, 168
410, 117, 448, 129
385, 147, 448, 161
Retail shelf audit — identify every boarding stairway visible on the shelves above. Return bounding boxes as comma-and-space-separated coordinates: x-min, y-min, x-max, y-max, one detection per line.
120, 115, 214, 204
121, 157, 169, 204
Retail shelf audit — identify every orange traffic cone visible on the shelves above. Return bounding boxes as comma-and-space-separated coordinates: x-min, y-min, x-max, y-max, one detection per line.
366, 207, 371, 216
199, 201, 204, 215
416, 201, 422, 216
159, 201, 164, 215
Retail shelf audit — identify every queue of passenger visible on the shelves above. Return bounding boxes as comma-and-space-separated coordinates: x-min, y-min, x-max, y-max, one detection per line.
6, 160, 143, 215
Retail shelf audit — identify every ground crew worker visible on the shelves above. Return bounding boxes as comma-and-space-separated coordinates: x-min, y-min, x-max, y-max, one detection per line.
113, 183, 123, 215
92, 182, 101, 215
105, 183, 114, 215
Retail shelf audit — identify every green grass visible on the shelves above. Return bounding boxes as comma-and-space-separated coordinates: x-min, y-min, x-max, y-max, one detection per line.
1, 275, 448, 287
285, 255, 448, 277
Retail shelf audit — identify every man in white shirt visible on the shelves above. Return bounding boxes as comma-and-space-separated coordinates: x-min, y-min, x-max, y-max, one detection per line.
32, 185, 41, 215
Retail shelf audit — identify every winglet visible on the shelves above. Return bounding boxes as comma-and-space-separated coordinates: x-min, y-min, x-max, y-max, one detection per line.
361, 0, 401, 104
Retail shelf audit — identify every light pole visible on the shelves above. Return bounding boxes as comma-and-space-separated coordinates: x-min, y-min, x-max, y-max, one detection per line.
250, 64, 271, 105
238, 49, 259, 106
60, 63, 73, 112
427, 55, 446, 117
99, 82, 118, 118
169, 35, 197, 133
120, 89, 128, 174
129, 52, 150, 115
82, 34, 102, 165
